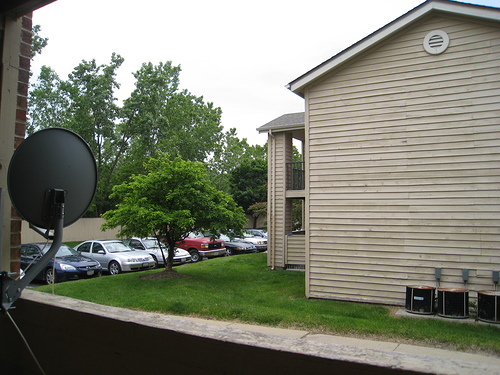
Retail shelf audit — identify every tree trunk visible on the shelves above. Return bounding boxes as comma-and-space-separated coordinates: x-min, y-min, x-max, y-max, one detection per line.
165, 236, 176, 272
154, 235, 169, 271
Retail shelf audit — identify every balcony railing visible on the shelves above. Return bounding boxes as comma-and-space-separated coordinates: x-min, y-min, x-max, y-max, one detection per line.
286, 162, 304, 190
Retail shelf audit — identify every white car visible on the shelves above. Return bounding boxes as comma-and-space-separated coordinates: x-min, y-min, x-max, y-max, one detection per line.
74, 240, 156, 275
238, 232, 267, 252
126, 237, 192, 266
245, 229, 267, 238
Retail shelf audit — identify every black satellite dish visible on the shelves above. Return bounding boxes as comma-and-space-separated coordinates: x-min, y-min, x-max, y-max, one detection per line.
8, 127, 97, 230
1, 128, 97, 312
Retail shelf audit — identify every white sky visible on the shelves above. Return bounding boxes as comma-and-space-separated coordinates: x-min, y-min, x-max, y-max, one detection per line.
31, 0, 500, 145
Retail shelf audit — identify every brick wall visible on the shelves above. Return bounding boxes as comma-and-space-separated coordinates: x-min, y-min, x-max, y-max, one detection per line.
9, 14, 32, 273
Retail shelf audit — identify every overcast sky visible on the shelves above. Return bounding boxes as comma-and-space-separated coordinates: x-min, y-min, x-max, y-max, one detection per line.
31, 0, 500, 145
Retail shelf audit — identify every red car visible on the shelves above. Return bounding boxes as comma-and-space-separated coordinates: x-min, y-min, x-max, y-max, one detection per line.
176, 232, 226, 262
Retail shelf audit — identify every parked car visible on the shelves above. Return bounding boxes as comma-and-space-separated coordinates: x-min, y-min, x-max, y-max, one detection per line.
21, 243, 102, 284
74, 240, 156, 275
237, 231, 268, 252
125, 237, 192, 266
203, 233, 256, 256
176, 232, 226, 262
245, 229, 268, 238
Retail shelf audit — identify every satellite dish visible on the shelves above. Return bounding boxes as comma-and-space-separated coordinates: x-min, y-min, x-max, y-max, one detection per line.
7, 127, 97, 229
2, 128, 97, 313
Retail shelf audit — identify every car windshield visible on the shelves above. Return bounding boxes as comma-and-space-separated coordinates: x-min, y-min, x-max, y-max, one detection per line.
105, 242, 133, 253
40, 244, 79, 257
219, 234, 230, 241
142, 239, 165, 249
243, 231, 259, 237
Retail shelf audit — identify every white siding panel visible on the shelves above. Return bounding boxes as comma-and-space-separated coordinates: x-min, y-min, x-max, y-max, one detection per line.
286, 234, 305, 266
268, 132, 296, 269
305, 14, 500, 304
268, 133, 286, 268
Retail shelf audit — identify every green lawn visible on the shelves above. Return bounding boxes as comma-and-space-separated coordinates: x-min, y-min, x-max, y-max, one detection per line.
33, 252, 500, 355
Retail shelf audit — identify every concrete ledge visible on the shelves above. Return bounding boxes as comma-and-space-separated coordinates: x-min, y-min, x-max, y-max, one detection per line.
15, 290, 500, 374
396, 309, 500, 328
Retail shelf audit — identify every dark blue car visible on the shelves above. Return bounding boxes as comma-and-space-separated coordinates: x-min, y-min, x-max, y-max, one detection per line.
21, 243, 102, 284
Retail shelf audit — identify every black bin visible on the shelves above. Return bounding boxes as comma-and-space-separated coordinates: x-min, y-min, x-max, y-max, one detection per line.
437, 288, 469, 318
406, 285, 435, 314
477, 290, 500, 324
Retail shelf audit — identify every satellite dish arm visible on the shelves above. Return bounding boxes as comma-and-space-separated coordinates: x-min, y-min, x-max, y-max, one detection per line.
1, 190, 65, 313
28, 223, 54, 240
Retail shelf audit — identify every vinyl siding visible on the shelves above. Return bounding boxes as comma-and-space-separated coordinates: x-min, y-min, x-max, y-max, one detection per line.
305, 14, 500, 304
267, 132, 289, 268
286, 234, 306, 267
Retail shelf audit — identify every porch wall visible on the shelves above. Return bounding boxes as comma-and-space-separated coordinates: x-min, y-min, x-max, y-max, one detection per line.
286, 233, 306, 268
267, 132, 293, 269
0, 290, 447, 375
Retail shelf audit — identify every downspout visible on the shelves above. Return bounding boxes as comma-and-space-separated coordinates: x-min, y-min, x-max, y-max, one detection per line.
269, 129, 276, 270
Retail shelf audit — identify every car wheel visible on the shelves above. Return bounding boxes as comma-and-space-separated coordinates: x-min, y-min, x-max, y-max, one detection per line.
189, 249, 201, 262
225, 248, 233, 256
109, 261, 121, 275
44, 267, 56, 284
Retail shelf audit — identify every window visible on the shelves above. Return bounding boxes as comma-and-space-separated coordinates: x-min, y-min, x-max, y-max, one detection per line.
129, 239, 142, 249
78, 242, 91, 253
21, 245, 41, 257
92, 243, 104, 254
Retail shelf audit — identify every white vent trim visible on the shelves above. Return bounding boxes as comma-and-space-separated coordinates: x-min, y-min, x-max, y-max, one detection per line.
423, 30, 450, 55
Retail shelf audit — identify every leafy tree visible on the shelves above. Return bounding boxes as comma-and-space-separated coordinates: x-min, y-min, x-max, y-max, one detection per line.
292, 143, 303, 163
207, 128, 266, 192
31, 25, 48, 60
27, 66, 68, 134
102, 154, 247, 272
119, 62, 224, 176
229, 158, 267, 212
64, 54, 124, 215
248, 202, 267, 229
292, 199, 304, 231
28, 54, 124, 215
28, 43, 262, 218
29, 57, 228, 215
28, 23, 57, 133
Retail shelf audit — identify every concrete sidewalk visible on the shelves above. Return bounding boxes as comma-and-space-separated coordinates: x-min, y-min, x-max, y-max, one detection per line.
20, 290, 500, 375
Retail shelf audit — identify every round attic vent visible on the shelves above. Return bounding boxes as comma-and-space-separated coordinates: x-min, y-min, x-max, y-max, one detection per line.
423, 30, 449, 55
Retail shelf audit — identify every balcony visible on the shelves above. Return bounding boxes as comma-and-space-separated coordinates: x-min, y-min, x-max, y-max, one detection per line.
286, 162, 304, 190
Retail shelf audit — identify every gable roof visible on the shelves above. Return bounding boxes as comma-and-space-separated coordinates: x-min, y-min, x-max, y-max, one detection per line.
257, 112, 305, 133
287, 0, 500, 97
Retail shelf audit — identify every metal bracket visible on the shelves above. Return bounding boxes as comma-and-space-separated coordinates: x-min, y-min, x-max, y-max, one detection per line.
1, 189, 65, 313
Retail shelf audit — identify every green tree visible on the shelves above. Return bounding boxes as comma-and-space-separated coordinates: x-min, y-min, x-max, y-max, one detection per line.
27, 66, 68, 134
229, 158, 267, 212
28, 54, 124, 215
28, 46, 258, 218
64, 54, 124, 215
248, 201, 267, 229
208, 129, 267, 192
119, 62, 224, 177
102, 154, 247, 272
31, 25, 48, 60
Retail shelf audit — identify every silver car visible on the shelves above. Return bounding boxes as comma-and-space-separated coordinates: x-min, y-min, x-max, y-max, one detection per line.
74, 240, 156, 275
245, 229, 267, 238
238, 232, 268, 252
126, 237, 192, 266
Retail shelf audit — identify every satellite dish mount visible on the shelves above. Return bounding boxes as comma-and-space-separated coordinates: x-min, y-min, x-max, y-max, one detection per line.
1, 128, 96, 313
